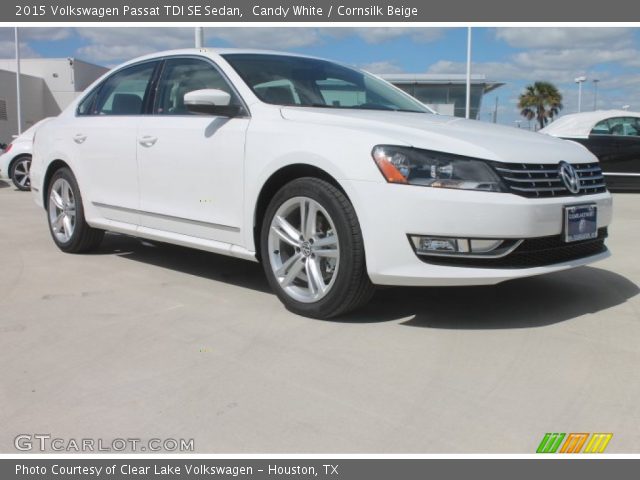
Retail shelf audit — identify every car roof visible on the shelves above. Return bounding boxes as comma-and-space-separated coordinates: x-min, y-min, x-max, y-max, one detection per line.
116, 48, 327, 68
541, 110, 640, 138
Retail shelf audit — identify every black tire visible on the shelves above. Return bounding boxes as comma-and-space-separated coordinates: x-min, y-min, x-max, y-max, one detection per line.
10, 155, 31, 191
46, 167, 104, 253
260, 177, 374, 319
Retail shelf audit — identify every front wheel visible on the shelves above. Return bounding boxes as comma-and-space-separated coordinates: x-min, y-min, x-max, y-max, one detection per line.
260, 177, 374, 319
10, 156, 31, 191
46, 167, 104, 253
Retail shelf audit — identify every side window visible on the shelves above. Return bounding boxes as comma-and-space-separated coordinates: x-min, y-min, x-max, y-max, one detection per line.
77, 88, 99, 116
154, 58, 240, 115
624, 117, 640, 136
93, 62, 157, 116
591, 119, 611, 135
595, 117, 640, 137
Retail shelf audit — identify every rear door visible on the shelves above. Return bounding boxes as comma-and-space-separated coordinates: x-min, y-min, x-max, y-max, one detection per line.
71, 60, 159, 225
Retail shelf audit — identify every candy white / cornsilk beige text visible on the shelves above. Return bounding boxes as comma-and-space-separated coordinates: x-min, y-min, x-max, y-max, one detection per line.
251, 4, 418, 18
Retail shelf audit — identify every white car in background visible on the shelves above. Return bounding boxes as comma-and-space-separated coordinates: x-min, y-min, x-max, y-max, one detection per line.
541, 110, 640, 190
1, 118, 51, 191
30, 49, 612, 318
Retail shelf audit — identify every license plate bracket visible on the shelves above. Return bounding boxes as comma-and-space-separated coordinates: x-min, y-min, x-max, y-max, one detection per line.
564, 204, 598, 243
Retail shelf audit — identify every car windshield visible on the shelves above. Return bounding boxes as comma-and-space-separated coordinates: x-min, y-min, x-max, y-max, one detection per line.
222, 53, 431, 114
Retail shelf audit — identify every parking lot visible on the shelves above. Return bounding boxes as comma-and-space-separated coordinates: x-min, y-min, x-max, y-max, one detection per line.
0, 179, 639, 453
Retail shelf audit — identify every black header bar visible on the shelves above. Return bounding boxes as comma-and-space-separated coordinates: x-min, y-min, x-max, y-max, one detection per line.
5, 0, 640, 22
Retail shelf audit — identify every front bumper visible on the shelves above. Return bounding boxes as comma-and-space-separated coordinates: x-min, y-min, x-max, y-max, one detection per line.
346, 180, 613, 286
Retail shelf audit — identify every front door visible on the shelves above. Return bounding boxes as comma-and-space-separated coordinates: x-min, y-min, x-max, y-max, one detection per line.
136, 57, 248, 245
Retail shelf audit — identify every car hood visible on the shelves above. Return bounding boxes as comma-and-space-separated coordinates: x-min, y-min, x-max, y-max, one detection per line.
280, 107, 595, 164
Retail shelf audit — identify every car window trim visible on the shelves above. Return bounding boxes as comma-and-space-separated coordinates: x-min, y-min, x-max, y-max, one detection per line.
76, 87, 100, 117
149, 54, 251, 118
93, 61, 159, 116
75, 59, 161, 117
143, 61, 165, 115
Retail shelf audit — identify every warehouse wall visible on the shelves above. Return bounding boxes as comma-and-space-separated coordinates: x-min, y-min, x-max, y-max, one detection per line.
0, 70, 46, 145
0, 58, 107, 141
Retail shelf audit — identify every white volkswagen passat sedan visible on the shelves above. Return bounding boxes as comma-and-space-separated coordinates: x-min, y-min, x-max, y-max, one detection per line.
31, 49, 612, 318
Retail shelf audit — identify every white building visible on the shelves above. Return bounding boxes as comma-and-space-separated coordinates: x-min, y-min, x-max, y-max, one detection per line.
0, 58, 107, 144
380, 73, 504, 118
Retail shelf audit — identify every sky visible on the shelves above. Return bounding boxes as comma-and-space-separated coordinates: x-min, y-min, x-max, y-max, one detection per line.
1, 26, 640, 127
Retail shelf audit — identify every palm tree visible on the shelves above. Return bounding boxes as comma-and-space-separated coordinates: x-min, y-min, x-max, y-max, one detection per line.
518, 81, 563, 130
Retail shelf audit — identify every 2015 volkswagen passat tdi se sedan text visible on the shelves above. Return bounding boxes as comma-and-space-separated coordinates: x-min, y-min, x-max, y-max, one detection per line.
30, 49, 613, 318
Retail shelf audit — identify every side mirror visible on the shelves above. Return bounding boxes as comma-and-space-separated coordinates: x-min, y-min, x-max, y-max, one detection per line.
184, 89, 242, 117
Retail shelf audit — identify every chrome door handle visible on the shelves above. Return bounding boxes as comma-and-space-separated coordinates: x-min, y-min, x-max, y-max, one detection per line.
138, 136, 158, 147
73, 134, 87, 144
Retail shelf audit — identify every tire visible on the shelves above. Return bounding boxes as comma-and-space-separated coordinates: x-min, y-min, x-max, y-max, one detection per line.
46, 167, 104, 253
260, 177, 374, 318
10, 155, 31, 191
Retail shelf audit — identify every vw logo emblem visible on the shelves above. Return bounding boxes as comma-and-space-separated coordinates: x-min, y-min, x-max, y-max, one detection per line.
300, 241, 312, 257
558, 161, 581, 194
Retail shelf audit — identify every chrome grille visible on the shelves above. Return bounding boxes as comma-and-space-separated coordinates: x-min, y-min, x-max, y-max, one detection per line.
493, 162, 607, 198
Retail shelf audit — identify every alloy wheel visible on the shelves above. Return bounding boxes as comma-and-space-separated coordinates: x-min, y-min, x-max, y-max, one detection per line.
13, 158, 31, 189
267, 196, 340, 303
48, 178, 76, 243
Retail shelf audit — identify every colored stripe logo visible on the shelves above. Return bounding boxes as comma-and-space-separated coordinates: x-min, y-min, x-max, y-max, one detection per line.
537, 433, 565, 453
537, 433, 612, 453
584, 433, 613, 453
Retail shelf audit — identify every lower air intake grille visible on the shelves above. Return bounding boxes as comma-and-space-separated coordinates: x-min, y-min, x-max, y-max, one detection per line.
418, 228, 608, 269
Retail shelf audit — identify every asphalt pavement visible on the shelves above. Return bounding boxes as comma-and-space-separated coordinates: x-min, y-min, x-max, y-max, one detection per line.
1, 179, 639, 453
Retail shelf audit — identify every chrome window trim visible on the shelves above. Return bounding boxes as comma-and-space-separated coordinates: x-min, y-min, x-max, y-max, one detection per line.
152, 54, 251, 118
75, 58, 161, 118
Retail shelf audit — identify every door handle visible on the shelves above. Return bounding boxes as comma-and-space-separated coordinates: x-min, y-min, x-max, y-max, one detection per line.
138, 135, 158, 148
73, 134, 87, 144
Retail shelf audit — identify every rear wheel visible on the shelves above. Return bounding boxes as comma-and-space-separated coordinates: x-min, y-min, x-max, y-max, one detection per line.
46, 167, 104, 253
10, 156, 31, 191
260, 177, 374, 318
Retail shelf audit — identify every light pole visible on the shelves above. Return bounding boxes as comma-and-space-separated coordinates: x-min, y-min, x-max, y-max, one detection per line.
593, 79, 599, 111
493, 96, 498, 123
14, 27, 22, 135
195, 27, 204, 48
575, 76, 587, 113
465, 27, 472, 120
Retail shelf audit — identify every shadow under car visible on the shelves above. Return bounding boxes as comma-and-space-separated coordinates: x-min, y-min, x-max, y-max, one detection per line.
93, 232, 638, 329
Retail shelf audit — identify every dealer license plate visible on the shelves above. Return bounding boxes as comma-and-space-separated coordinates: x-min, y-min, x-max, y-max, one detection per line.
564, 204, 598, 243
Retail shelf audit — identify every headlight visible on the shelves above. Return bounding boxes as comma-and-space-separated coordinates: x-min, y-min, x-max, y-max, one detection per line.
372, 145, 505, 192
